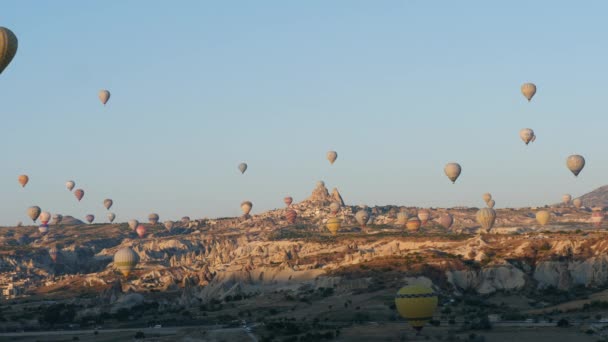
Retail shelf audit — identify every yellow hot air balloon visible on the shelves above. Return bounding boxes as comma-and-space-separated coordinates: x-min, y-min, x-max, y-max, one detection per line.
519, 128, 535, 145
241, 201, 253, 216
406, 217, 421, 232
326, 217, 341, 235
0, 27, 18, 75
327, 151, 338, 165
536, 210, 550, 226
397, 211, 410, 226
562, 194, 572, 206
573, 198, 583, 209
482, 193, 492, 204
18, 174, 29, 188
395, 285, 438, 334
114, 247, 139, 277
99, 90, 111, 105
521, 83, 537, 102
476, 208, 496, 233
566, 155, 585, 177
444, 163, 461, 184
487, 200, 495, 209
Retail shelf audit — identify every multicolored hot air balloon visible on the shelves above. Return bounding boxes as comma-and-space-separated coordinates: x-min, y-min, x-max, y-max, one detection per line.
417, 210, 430, 226
521, 83, 537, 102
487, 200, 496, 209
326, 218, 341, 236
238, 163, 247, 174
573, 198, 583, 209
536, 211, 550, 226
148, 213, 159, 225
128, 219, 139, 230
562, 194, 572, 206
444, 163, 461, 184
38, 224, 49, 235
241, 201, 253, 216
355, 210, 369, 227
107, 213, 116, 223
74, 189, 84, 201
395, 285, 438, 334
0, 27, 18, 75
49, 246, 58, 263
85, 214, 94, 224
66, 181, 75, 191
114, 247, 139, 277
327, 151, 338, 165
438, 213, 454, 229
18, 175, 29, 188
329, 202, 341, 215
164, 220, 174, 231
52, 214, 63, 225
99, 90, 110, 105
566, 155, 585, 177
519, 128, 535, 145
136, 225, 146, 238
482, 193, 492, 204
476, 208, 496, 233
27, 206, 41, 222
285, 209, 297, 224
406, 217, 421, 232
39, 212, 51, 225
103, 199, 113, 210
284, 197, 293, 207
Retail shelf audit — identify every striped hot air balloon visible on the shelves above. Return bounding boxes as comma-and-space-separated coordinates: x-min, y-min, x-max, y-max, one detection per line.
326, 218, 341, 236
476, 208, 496, 233
395, 285, 438, 334
406, 217, 421, 232
114, 247, 139, 277
285, 209, 297, 224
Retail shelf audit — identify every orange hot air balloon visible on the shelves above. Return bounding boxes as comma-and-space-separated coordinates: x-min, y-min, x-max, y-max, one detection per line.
285, 209, 297, 224
406, 217, 421, 232
284, 197, 293, 207
74, 189, 84, 201
136, 225, 147, 238
18, 175, 29, 188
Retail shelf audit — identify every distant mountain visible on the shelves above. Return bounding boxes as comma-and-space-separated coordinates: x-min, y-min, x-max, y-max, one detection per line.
578, 185, 608, 208
61, 215, 85, 225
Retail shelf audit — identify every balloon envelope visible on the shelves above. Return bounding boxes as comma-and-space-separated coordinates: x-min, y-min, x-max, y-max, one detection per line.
355, 210, 369, 227
536, 211, 550, 226
49, 247, 58, 262
103, 199, 113, 210
164, 220, 174, 231
444, 163, 462, 183
114, 247, 139, 277
476, 208, 496, 233
27, 206, 41, 222
326, 218, 341, 235
38, 224, 49, 235
18, 175, 29, 188
238, 163, 247, 174
99, 90, 110, 105
487, 200, 495, 209
136, 225, 147, 238
74, 189, 84, 201
395, 285, 438, 332
562, 194, 572, 205
327, 151, 338, 165
128, 219, 139, 230
329, 202, 341, 215
573, 198, 583, 209
39, 211, 51, 225
66, 181, 75, 191
397, 211, 410, 226
52, 214, 63, 225
148, 213, 159, 225
406, 217, 421, 232
520, 128, 535, 145
438, 213, 454, 229
285, 209, 297, 224
85, 214, 94, 223
107, 213, 116, 223
482, 193, 492, 204
0, 27, 18, 74
284, 197, 293, 207
521, 83, 537, 102
566, 155, 585, 177
241, 201, 253, 215
417, 210, 430, 226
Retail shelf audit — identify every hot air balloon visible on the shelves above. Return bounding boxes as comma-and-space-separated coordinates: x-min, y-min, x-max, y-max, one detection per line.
487, 200, 496, 209
66, 181, 75, 191
241, 201, 253, 216
136, 225, 146, 238
355, 210, 369, 227
181, 216, 190, 225
397, 211, 410, 226
536, 211, 550, 226
114, 247, 139, 277
519, 128, 535, 145
573, 198, 583, 209
562, 194, 572, 206
18, 175, 29, 188
148, 213, 159, 225
74, 189, 84, 201
284, 197, 293, 207
39, 212, 51, 225
417, 210, 430, 226
85, 214, 94, 224
444, 163, 461, 184
406, 217, 421, 232
164, 220, 174, 231
482, 193, 492, 204
326, 217, 341, 236
49, 247, 58, 263
285, 209, 297, 224
329, 202, 341, 215
476, 208, 496, 233
395, 285, 438, 334
52, 214, 63, 225
591, 208, 604, 228
531, 134, 536, 142
0, 27, 18, 75
27, 206, 41, 222
103, 199, 113, 210
238, 163, 247, 174
438, 213, 454, 229
107, 213, 116, 223
38, 224, 49, 235
521, 83, 537, 102
566, 155, 585, 177
327, 151, 338, 165
128, 219, 139, 230
99, 90, 110, 105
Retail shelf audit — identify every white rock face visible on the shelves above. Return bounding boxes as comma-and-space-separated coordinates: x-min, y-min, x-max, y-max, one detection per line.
534, 256, 608, 289
447, 265, 526, 294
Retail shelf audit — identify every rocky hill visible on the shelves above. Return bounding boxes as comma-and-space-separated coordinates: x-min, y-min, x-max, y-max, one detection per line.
578, 184, 608, 208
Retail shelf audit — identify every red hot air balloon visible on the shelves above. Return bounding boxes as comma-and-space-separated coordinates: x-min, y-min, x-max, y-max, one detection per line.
285, 209, 297, 224
136, 225, 147, 238
74, 189, 84, 201
284, 197, 293, 207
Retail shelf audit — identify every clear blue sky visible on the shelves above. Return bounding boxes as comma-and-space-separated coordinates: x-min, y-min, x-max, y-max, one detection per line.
1, 1, 607, 225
